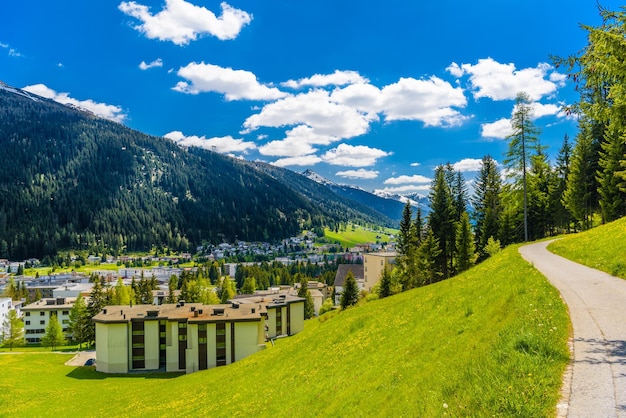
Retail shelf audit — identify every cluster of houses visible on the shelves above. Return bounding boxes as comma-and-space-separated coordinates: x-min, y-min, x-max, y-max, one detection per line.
1, 234, 397, 375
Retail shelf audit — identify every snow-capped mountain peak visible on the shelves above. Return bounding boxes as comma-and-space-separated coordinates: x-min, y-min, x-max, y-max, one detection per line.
301, 169, 335, 186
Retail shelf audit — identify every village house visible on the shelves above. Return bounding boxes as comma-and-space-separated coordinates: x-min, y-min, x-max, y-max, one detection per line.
93, 294, 305, 374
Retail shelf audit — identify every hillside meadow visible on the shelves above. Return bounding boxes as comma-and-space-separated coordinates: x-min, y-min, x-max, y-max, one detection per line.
0, 244, 570, 417
548, 217, 626, 279
321, 224, 397, 249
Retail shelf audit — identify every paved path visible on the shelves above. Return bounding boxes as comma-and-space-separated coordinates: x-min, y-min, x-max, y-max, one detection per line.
520, 241, 626, 418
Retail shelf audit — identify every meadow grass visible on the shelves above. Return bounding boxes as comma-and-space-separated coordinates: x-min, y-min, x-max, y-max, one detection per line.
322, 224, 396, 248
548, 217, 626, 279
0, 244, 569, 417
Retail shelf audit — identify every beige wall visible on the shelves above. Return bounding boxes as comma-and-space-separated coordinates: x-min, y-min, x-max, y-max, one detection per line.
364, 254, 395, 291
234, 321, 262, 361
144, 320, 160, 371
96, 322, 128, 373
289, 302, 305, 335
165, 321, 181, 372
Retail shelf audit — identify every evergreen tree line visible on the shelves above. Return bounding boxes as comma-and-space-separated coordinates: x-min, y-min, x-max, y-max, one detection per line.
378, 7, 626, 298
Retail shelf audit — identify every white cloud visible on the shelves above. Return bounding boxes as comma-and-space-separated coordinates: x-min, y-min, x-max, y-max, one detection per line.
1, 42, 22, 57
453, 158, 483, 172
481, 117, 512, 139
139, 58, 163, 70
410, 162, 420, 167
330, 83, 382, 115
258, 125, 339, 157
282, 70, 368, 89
164, 131, 256, 154
23, 84, 126, 122
374, 185, 431, 194
118, 0, 252, 45
322, 143, 390, 167
446, 62, 465, 78
243, 89, 372, 138
336, 169, 379, 180
271, 155, 323, 167
384, 174, 431, 185
259, 137, 317, 157
453, 57, 562, 101
532, 102, 562, 118
379, 77, 467, 126
173, 62, 287, 101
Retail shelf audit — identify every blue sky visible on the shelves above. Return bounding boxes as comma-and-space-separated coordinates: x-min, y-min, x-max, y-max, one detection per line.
1, 0, 621, 197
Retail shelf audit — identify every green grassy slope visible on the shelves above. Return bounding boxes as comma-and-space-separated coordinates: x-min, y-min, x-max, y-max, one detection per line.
0, 245, 569, 417
548, 216, 626, 279
322, 224, 397, 248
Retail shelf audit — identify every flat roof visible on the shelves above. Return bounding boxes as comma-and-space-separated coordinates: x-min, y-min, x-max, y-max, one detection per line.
22, 297, 77, 310
93, 302, 262, 324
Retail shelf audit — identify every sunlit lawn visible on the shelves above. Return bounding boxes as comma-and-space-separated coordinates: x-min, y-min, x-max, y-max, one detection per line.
1, 244, 569, 417
548, 216, 626, 279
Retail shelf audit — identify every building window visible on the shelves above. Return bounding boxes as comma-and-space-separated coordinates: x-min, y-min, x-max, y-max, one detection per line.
62, 319, 69, 324
62, 310, 69, 315
40, 312, 45, 316
25, 312, 30, 317
40, 320, 45, 325
216, 323, 226, 366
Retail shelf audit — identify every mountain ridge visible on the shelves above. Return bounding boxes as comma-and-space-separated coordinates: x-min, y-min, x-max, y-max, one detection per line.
0, 83, 392, 259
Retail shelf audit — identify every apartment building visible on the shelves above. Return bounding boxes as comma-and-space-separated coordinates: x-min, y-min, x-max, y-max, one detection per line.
22, 297, 76, 343
363, 252, 396, 292
93, 295, 305, 374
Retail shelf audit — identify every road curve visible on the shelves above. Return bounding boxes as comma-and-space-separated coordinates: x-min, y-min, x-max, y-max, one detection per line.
519, 240, 626, 418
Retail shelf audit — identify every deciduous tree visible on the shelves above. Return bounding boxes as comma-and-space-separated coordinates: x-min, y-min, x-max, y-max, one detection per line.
2, 309, 23, 350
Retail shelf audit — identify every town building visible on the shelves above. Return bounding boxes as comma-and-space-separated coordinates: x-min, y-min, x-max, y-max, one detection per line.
363, 252, 396, 292
0, 297, 15, 342
93, 295, 305, 374
22, 297, 76, 343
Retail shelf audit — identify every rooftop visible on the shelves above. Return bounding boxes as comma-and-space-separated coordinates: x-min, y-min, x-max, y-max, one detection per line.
93, 302, 263, 324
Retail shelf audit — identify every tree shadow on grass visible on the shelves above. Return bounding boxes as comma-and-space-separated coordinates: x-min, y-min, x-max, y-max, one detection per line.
66, 367, 184, 380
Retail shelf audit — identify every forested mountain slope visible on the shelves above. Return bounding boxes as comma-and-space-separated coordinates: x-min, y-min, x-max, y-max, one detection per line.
0, 85, 387, 259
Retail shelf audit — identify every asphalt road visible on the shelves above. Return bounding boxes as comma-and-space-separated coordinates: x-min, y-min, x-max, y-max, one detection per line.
519, 241, 626, 418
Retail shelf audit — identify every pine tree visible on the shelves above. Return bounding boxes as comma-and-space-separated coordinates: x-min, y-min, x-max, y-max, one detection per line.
428, 165, 454, 279
504, 91, 540, 242
41, 314, 66, 350
340, 271, 359, 309
472, 155, 502, 259
563, 121, 600, 229
454, 212, 476, 273
417, 228, 442, 285
297, 277, 315, 319
551, 134, 573, 232
68, 294, 90, 349
378, 267, 392, 298
87, 279, 106, 344
597, 126, 626, 222
167, 275, 178, 303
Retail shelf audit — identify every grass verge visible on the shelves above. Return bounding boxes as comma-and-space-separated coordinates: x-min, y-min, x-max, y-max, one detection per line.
548, 217, 626, 279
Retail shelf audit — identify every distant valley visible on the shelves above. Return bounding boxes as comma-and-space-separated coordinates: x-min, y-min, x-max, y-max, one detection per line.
0, 83, 416, 259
